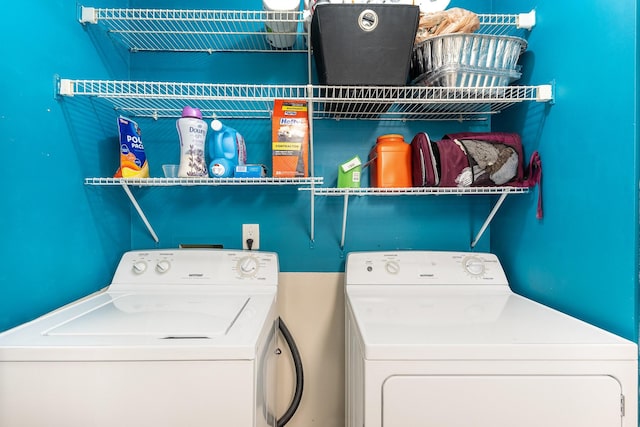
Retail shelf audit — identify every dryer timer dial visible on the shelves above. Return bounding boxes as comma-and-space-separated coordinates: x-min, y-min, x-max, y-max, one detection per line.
384, 260, 400, 275
237, 256, 259, 277
462, 256, 485, 276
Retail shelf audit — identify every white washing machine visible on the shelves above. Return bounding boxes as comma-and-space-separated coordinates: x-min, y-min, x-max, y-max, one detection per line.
0, 249, 279, 427
345, 251, 638, 427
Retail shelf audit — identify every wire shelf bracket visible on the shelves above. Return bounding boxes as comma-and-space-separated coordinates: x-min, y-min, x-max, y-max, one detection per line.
121, 182, 159, 243
89, 177, 323, 242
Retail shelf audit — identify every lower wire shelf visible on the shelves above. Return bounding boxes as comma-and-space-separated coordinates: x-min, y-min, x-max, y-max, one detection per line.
86, 176, 528, 248
85, 177, 323, 186
305, 186, 528, 196
301, 186, 529, 249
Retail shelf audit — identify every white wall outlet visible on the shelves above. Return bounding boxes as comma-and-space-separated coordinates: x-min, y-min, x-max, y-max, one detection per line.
242, 224, 260, 250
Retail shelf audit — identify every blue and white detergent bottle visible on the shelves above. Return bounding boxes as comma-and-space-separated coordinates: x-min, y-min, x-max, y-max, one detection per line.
208, 119, 247, 178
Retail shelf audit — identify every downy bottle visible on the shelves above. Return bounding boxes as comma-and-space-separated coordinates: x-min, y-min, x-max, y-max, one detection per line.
177, 106, 208, 177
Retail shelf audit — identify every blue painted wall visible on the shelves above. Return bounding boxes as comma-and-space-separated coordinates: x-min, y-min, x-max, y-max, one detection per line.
490, 0, 638, 341
0, 1, 131, 331
0, 0, 637, 348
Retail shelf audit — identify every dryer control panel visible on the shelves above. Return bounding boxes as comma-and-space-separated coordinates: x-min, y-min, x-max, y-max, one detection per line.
110, 249, 279, 287
345, 251, 509, 286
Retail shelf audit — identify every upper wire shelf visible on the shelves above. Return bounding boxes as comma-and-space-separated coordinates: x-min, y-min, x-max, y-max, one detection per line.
57, 78, 552, 121
80, 7, 307, 53
79, 6, 534, 53
476, 10, 535, 36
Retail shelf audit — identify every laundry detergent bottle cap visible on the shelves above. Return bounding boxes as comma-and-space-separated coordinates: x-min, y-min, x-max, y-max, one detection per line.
211, 119, 223, 132
208, 119, 247, 178
176, 106, 208, 178
182, 105, 203, 119
376, 134, 406, 145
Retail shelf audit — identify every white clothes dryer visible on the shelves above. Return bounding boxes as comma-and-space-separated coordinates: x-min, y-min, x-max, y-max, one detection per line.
0, 249, 280, 427
345, 251, 637, 427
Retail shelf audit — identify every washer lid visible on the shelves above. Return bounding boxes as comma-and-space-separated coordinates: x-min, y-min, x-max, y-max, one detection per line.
44, 294, 249, 338
0, 291, 276, 361
347, 286, 637, 361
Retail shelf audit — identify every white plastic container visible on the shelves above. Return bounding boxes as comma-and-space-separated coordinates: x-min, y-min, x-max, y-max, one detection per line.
263, 0, 301, 48
177, 106, 208, 178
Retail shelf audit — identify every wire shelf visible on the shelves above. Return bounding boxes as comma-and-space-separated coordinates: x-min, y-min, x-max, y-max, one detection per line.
304, 186, 529, 196
58, 79, 552, 121
85, 177, 323, 186
80, 7, 307, 52
79, 7, 533, 53
311, 85, 549, 121
73, 6, 539, 246
476, 11, 535, 36
59, 79, 311, 119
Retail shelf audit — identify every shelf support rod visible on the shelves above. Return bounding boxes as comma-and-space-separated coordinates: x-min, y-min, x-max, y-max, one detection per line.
471, 192, 508, 249
340, 194, 350, 249
307, 84, 316, 243
121, 183, 160, 243
310, 189, 316, 243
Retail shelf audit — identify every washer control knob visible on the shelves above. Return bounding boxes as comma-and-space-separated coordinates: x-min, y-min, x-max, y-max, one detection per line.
238, 256, 259, 277
132, 261, 147, 274
385, 260, 400, 275
463, 256, 485, 276
155, 260, 171, 274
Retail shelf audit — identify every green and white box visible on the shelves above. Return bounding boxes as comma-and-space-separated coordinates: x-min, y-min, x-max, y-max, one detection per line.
338, 156, 362, 188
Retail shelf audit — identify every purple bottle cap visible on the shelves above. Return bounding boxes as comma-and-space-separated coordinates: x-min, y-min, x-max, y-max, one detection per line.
181, 106, 202, 119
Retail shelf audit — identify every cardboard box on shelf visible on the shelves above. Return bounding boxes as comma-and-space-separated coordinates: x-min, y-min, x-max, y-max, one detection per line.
272, 99, 309, 178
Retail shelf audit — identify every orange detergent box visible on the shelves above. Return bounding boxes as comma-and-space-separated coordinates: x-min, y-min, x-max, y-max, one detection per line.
272, 99, 309, 178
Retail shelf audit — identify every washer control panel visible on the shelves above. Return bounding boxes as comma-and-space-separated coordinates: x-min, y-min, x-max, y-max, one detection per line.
111, 249, 279, 286
346, 251, 508, 286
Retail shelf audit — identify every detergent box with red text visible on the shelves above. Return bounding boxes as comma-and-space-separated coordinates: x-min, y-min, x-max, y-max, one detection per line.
272, 99, 309, 178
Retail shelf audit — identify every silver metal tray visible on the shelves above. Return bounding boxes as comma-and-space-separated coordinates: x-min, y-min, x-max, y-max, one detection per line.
410, 33, 527, 86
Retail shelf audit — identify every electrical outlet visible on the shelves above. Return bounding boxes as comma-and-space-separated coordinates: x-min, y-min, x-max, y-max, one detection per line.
242, 224, 260, 250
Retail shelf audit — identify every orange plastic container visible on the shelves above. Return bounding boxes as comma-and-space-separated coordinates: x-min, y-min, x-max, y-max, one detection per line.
368, 134, 412, 188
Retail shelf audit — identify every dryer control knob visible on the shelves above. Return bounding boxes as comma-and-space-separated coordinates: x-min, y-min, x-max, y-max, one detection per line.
155, 260, 171, 274
132, 261, 147, 274
238, 256, 259, 277
463, 256, 485, 276
385, 260, 400, 275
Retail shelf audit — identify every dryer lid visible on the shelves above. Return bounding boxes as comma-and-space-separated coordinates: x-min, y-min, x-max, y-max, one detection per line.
347, 289, 637, 361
